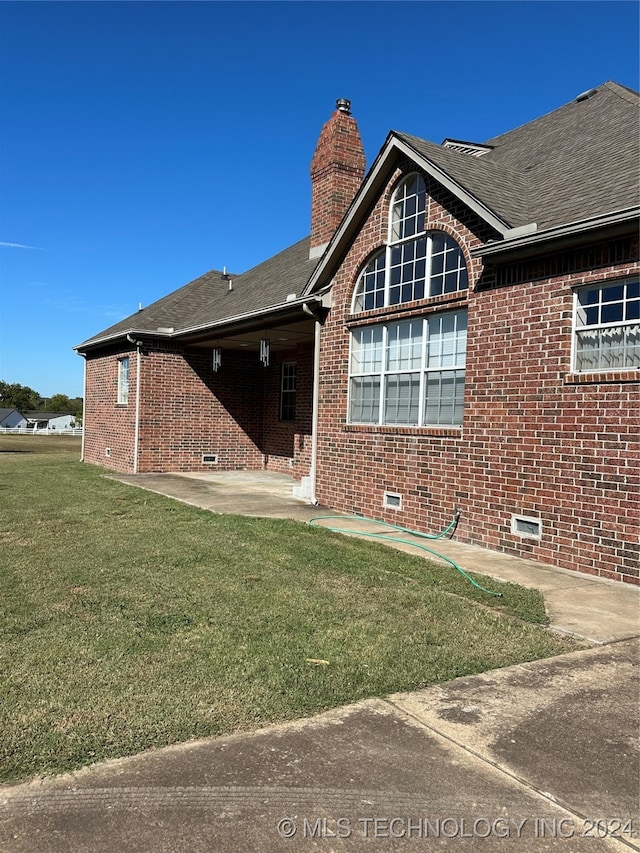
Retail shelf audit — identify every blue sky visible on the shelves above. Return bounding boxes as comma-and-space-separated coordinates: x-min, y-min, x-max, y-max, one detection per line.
1, 1, 638, 399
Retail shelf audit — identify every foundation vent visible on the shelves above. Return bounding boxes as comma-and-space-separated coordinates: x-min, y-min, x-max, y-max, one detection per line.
202, 454, 218, 464
383, 491, 402, 510
511, 514, 542, 540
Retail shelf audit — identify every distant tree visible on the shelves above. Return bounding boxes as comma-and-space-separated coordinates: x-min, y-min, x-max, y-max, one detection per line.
0, 381, 43, 411
45, 393, 72, 413
43, 394, 84, 418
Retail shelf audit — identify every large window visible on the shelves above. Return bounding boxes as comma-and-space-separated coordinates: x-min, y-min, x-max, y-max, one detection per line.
280, 362, 296, 421
349, 310, 467, 426
352, 173, 468, 313
117, 357, 129, 405
573, 279, 640, 372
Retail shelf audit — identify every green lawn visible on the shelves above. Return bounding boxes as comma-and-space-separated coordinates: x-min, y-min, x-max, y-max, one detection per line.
0, 435, 579, 784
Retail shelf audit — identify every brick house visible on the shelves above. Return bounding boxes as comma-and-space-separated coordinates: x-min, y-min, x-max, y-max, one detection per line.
76, 82, 639, 585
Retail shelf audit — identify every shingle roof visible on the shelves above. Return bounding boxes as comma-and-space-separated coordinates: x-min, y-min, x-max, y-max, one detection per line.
399, 81, 639, 231
77, 237, 319, 349
80, 82, 638, 350
394, 133, 534, 227
486, 81, 639, 230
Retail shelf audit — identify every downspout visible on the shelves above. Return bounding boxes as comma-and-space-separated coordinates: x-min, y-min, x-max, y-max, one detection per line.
309, 316, 321, 506
133, 346, 141, 474
80, 356, 87, 461
127, 335, 142, 474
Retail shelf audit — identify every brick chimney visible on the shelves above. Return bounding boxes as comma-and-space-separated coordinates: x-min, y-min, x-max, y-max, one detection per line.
309, 98, 366, 258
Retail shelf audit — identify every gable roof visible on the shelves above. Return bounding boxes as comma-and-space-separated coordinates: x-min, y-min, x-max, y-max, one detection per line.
0, 407, 24, 420
306, 81, 639, 292
76, 237, 320, 351
78, 81, 638, 351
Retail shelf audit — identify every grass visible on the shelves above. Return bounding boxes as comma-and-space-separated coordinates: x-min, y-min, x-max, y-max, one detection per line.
0, 435, 579, 784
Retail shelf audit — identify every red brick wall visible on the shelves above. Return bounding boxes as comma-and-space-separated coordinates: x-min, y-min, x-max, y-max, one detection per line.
314, 166, 639, 584
261, 343, 314, 480
83, 346, 137, 472
136, 346, 264, 473
83, 341, 315, 480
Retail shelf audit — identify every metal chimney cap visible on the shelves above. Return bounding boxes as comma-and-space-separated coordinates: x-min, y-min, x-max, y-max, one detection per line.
336, 98, 351, 115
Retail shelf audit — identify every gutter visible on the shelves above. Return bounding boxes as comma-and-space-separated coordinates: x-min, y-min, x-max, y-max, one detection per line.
473, 207, 639, 259
75, 294, 324, 353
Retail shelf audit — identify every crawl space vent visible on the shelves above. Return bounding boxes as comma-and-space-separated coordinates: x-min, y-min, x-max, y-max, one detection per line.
383, 491, 403, 510
511, 514, 542, 540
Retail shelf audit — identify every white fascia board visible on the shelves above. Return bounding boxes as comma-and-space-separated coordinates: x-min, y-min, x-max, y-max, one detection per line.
75, 295, 323, 352
176, 294, 321, 337
305, 135, 511, 295
473, 207, 640, 257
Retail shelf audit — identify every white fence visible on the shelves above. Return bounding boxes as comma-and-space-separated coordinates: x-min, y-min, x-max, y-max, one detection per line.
0, 427, 83, 436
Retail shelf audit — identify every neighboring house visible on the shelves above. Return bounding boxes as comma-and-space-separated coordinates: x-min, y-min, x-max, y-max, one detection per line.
76, 82, 639, 585
24, 412, 77, 431
0, 408, 27, 429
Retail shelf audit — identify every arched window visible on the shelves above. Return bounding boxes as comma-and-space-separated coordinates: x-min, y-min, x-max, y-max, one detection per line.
352, 173, 468, 313
348, 173, 469, 427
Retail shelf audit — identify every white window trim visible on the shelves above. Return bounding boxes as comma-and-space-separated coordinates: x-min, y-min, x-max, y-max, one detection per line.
572, 278, 640, 373
280, 361, 296, 421
347, 310, 467, 427
351, 174, 468, 314
117, 357, 130, 405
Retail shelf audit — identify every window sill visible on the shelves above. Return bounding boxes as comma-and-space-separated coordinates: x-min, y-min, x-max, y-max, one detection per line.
564, 370, 639, 385
344, 424, 462, 437
347, 291, 468, 325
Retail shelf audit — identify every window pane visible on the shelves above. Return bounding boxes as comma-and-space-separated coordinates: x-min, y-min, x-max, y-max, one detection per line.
602, 285, 624, 303
350, 377, 380, 423
575, 329, 600, 371
424, 370, 465, 425
427, 311, 466, 368
353, 252, 385, 313
384, 374, 420, 424
624, 326, 640, 367
351, 326, 383, 373
625, 300, 640, 321
584, 306, 599, 326
599, 327, 625, 369
387, 320, 422, 371
601, 302, 624, 324
391, 173, 427, 242
428, 233, 468, 297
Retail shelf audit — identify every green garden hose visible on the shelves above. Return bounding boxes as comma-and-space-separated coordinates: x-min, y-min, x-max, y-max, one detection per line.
307, 511, 502, 597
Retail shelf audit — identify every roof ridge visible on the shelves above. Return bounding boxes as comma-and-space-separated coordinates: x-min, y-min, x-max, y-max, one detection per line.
601, 80, 640, 105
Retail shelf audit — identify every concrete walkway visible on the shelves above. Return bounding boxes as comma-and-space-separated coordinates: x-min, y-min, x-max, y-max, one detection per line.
2, 470, 637, 852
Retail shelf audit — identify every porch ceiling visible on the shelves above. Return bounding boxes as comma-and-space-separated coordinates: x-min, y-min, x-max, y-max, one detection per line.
186, 319, 315, 353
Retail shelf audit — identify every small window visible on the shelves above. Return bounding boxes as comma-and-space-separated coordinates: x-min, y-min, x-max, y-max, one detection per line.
574, 279, 640, 372
280, 362, 296, 421
117, 357, 130, 404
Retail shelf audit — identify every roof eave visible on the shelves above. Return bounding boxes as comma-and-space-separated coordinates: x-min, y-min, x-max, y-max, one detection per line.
472, 207, 640, 260
305, 134, 513, 294
74, 294, 323, 354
